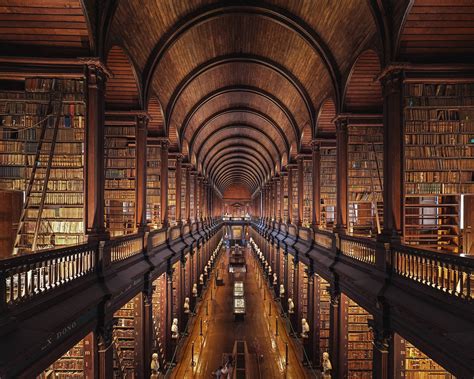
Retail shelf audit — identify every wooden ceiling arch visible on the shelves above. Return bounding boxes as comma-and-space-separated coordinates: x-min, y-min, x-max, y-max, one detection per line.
343, 49, 382, 113
300, 123, 312, 153
210, 157, 267, 185
146, 97, 165, 134
187, 107, 290, 158
195, 126, 282, 170
191, 115, 288, 160
180, 86, 299, 150
316, 98, 337, 135
206, 148, 272, 179
220, 175, 257, 193
216, 169, 261, 192
140, 2, 341, 106
105, 45, 141, 110
165, 54, 316, 135
202, 141, 276, 176
0, 0, 93, 57
216, 165, 261, 185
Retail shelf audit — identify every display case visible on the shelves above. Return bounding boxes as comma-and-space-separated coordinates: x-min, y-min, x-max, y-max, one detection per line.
104, 113, 136, 237
403, 82, 474, 253
146, 139, 161, 228
320, 145, 337, 228
233, 297, 245, 315
348, 124, 383, 236
0, 78, 86, 255
233, 281, 244, 297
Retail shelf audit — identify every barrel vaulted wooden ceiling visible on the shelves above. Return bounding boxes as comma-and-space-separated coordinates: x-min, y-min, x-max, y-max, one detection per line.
1, 0, 473, 194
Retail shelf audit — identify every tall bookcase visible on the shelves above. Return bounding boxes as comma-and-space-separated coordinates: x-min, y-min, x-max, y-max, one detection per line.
283, 175, 289, 222
348, 123, 383, 236
39, 333, 94, 378
112, 295, 142, 378
399, 337, 455, 379
403, 82, 474, 253
180, 166, 186, 224
276, 178, 281, 220
189, 174, 195, 222
291, 166, 299, 223
168, 158, 176, 226
303, 159, 313, 227
146, 139, 161, 229
104, 113, 136, 237
152, 274, 167, 370
298, 263, 308, 321
0, 78, 85, 255
316, 276, 330, 362
320, 145, 337, 228
341, 295, 373, 378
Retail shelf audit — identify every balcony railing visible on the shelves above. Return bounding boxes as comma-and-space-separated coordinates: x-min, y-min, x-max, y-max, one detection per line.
1, 242, 97, 309
0, 220, 221, 313
340, 234, 377, 266
392, 244, 473, 300
251, 218, 473, 302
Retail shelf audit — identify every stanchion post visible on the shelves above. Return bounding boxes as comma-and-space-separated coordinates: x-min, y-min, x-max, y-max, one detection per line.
191, 341, 195, 366
269, 303, 272, 316
285, 342, 289, 366
275, 316, 279, 336
200, 318, 203, 336
206, 300, 209, 316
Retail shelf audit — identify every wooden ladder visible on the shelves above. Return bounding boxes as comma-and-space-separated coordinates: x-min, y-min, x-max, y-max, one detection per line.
13, 81, 63, 255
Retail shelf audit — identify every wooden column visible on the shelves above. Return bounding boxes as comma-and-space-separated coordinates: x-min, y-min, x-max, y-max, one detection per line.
185, 167, 191, 224
165, 262, 174, 362
372, 329, 391, 379
95, 319, 114, 379
306, 267, 317, 366
160, 141, 169, 228
329, 290, 341, 379
381, 70, 404, 241
85, 64, 108, 238
297, 157, 304, 226
312, 141, 321, 227
335, 118, 348, 233
143, 285, 153, 379
135, 114, 148, 231
176, 155, 183, 225
288, 168, 293, 224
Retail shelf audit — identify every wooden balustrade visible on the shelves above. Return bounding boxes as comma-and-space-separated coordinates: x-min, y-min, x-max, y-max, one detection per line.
339, 235, 377, 265
106, 234, 145, 263
392, 245, 473, 301
1, 243, 97, 308
314, 229, 334, 250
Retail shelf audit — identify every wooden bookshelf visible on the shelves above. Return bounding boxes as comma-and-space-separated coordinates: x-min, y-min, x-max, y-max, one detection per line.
152, 274, 167, 370
104, 114, 137, 237
113, 296, 141, 378
303, 159, 313, 227
180, 166, 186, 224
146, 139, 161, 229
341, 295, 373, 378
283, 175, 289, 222
168, 158, 176, 226
276, 178, 281, 220
348, 123, 383, 236
403, 82, 474, 253
298, 263, 308, 321
316, 276, 330, 361
291, 166, 299, 224
320, 145, 337, 229
39, 333, 94, 379
189, 174, 195, 222
401, 338, 455, 379
0, 78, 85, 255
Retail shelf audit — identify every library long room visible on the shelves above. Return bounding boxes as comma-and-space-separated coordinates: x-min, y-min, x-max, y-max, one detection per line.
0, 1, 472, 379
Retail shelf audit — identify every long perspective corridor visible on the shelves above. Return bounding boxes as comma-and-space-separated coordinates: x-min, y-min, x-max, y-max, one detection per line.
0, 1, 473, 378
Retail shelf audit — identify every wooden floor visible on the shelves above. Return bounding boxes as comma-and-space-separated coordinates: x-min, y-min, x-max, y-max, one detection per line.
169, 245, 316, 379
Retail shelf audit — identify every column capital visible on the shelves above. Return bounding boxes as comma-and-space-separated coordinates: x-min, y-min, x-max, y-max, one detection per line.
161, 139, 170, 150
97, 318, 116, 350
334, 115, 348, 131
311, 139, 321, 150
368, 319, 392, 353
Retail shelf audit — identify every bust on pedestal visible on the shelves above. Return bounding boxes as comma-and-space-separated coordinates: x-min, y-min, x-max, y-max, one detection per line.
150, 352, 160, 378
288, 297, 295, 314
322, 352, 332, 378
301, 318, 309, 338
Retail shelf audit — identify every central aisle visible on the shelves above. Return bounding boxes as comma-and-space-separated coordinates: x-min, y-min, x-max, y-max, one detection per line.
170, 245, 311, 378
